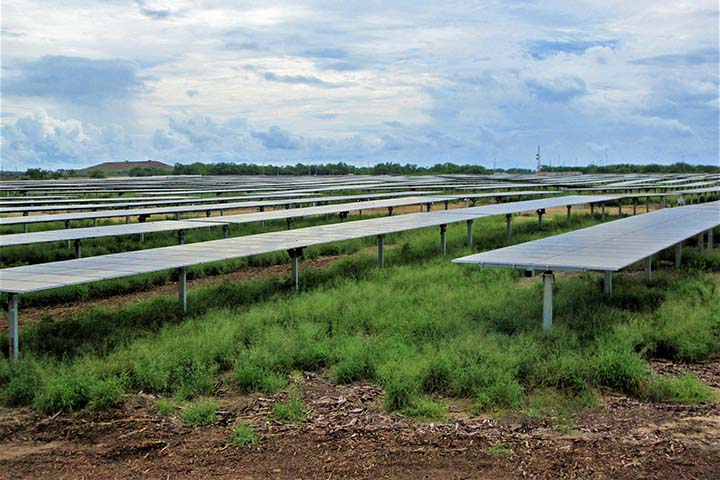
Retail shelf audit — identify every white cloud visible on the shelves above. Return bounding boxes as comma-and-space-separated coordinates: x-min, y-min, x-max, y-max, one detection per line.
1, 0, 717, 168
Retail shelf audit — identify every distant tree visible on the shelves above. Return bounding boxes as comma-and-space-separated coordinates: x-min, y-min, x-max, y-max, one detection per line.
89, 170, 106, 178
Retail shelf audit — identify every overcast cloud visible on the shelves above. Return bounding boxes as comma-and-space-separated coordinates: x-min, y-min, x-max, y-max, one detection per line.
1, 1, 718, 169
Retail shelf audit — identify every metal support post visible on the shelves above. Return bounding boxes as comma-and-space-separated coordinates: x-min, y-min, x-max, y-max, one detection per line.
24, 224, 28, 233
618, 200, 622, 216
178, 267, 187, 315
708, 229, 714, 250
440, 224, 447, 255
444, 200, 449, 210
426, 203, 432, 212
645, 256, 653, 282
542, 271, 554, 331
566, 205, 572, 225
178, 229, 185, 245
698, 233, 704, 252
388, 206, 394, 216
601, 202, 606, 221
286, 218, 293, 230
646, 199, 650, 213
125, 216, 130, 224
603, 271, 612, 296
74, 239, 82, 259
288, 248, 303, 291
8, 293, 19, 361
632, 199, 637, 215
139, 232, 145, 242
466, 220, 473, 247
506, 214, 512, 242
590, 203, 595, 218
175, 212, 180, 220
377, 234, 385, 268
223, 224, 229, 239
675, 243, 682, 267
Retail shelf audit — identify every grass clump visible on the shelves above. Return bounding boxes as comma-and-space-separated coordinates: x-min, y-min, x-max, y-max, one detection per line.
156, 397, 176, 416
473, 374, 525, 413
269, 389, 307, 424
179, 398, 219, 426
229, 420, 259, 446
484, 443, 514, 457
646, 374, 713, 404
401, 396, 448, 420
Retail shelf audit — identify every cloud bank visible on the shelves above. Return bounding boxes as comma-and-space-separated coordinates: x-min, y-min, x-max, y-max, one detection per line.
1, 0, 717, 169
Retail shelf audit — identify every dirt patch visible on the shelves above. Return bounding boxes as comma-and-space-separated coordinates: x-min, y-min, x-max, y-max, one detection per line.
1, 362, 718, 479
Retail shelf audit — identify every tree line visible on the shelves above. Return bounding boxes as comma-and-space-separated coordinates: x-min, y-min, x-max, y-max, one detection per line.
12, 161, 720, 180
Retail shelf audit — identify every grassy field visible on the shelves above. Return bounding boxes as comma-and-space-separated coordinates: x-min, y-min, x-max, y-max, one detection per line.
1, 211, 718, 422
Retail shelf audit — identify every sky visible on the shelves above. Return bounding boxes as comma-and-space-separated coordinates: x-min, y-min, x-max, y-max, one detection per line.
1, 1, 718, 170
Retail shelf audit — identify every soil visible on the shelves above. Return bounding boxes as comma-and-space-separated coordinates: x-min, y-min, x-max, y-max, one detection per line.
0, 361, 718, 480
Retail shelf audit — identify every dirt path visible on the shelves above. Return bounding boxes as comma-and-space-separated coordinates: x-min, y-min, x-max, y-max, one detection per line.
0, 361, 718, 479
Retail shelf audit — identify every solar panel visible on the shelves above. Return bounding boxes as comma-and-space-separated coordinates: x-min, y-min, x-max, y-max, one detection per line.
0, 220, 222, 248
0, 191, 437, 226
453, 202, 720, 272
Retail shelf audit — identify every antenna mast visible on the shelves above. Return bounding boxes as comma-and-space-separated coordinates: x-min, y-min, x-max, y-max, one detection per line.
535, 145, 541, 173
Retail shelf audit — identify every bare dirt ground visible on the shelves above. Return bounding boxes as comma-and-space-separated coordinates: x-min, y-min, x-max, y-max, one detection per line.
0, 360, 718, 480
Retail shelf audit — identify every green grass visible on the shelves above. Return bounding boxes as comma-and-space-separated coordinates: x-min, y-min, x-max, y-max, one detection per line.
179, 398, 219, 426
269, 389, 307, 424
401, 396, 448, 420
485, 443, 514, 457
0, 214, 717, 419
646, 373, 713, 404
156, 397, 176, 415
229, 420, 259, 446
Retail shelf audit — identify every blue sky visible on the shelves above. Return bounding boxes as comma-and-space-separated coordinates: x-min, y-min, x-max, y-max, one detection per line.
1, 1, 718, 170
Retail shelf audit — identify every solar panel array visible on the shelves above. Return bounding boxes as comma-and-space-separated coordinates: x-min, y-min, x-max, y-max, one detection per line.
0, 194, 618, 294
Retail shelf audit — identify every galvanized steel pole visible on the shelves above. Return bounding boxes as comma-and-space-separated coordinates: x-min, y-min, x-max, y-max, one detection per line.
7, 293, 19, 361
604, 271, 612, 296
378, 234, 385, 268
440, 224, 447, 255
178, 267, 188, 315
542, 272, 554, 330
